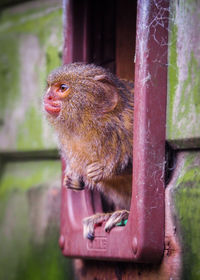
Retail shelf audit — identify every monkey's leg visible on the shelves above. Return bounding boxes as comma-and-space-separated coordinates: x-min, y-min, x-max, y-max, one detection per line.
86, 162, 104, 182
82, 210, 129, 240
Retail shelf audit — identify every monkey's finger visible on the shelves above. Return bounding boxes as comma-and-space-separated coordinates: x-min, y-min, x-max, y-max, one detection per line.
86, 162, 104, 175
87, 162, 103, 170
83, 217, 95, 240
63, 175, 71, 186
87, 172, 103, 182
86, 162, 104, 181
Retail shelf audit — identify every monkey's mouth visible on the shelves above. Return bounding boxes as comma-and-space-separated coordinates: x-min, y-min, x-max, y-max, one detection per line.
44, 100, 61, 116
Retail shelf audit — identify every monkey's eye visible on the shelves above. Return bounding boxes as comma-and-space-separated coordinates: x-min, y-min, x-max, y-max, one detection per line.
57, 83, 71, 99
60, 84, 69, 92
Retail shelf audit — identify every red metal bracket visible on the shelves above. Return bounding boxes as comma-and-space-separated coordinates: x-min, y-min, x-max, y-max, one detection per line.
60, 0, 169, 263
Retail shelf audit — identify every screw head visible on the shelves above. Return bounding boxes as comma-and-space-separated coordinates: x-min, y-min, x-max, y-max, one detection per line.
132, 237, 138, 255
59, 235, 65, 250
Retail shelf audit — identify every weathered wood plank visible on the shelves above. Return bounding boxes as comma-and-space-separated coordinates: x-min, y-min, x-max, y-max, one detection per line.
0, 0, 63, 152
167, 0, 200, 148
0, 159, 73, 280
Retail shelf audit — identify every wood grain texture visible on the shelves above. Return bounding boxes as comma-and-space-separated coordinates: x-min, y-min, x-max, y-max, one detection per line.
167, 0, 200, 148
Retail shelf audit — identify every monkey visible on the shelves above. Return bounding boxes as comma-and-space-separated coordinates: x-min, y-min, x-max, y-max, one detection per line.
43, 63, 133, 240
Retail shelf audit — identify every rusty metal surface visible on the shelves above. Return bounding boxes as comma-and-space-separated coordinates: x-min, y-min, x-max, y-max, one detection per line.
60, 0, 169, 263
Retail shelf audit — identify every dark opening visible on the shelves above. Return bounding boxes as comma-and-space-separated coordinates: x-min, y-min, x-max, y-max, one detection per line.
87, 0, 137, 80
85, 0, 137, 212
69, 0, 137, 77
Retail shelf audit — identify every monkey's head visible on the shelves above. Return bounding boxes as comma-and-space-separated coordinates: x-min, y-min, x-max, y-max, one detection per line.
44, 63, 130, 131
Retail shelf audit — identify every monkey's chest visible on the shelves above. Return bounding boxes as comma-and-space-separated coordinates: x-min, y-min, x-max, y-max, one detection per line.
61, 137, 100, 170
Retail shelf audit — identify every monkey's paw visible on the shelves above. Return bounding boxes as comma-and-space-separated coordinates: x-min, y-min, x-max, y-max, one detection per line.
86, 162, 104, 182
64, 175, 84, 191
82, 210, 129, 240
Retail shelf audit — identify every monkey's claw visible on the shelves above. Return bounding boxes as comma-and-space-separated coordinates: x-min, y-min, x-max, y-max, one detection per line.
82, 215, 96, 240
83, 211, 129, 239
87, 232, 95, 240
86, 162, 104, 182
83, 213, 111, 239
64, 175, 84, 190
104, 210, 129, 232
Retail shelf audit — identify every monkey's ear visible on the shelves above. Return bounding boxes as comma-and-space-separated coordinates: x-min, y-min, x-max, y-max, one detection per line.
94, 74, 119, 113
94, 74, 115, 85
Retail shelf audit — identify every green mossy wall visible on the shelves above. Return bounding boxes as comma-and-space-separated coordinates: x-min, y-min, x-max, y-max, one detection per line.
173, 152, 200, 279
167, 1, 200, 277
0, 0, 63, 151
167, 0, 200, 149
0, 1, 74, 279
0, 160, 74, 280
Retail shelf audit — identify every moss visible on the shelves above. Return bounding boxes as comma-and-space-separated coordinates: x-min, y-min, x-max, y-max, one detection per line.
14, 228, 73, 280
174, 153, 200, 279
167, 0, 200, 145
17, 106, 43, 150
177, 153, 198, 184
181, 52, 200, 115
0, 6, 63, 46
0, 198, 74, 280
0, 35, 20, 119
46, 45, 62, 75
0, 192, 31, 280
167, 4, 178, 139
0, 174, 73, 280
175, 184, 200, 279
0, 160, 61, 197
177, 167, 200, 185
0, 1, 63, 151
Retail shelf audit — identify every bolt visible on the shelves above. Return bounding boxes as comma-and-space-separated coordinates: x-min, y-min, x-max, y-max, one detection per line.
59, 235, 65, 249
132, 237, 138, 255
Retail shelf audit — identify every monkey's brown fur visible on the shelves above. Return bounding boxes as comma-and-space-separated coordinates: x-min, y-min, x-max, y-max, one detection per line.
44, 63, 133, 239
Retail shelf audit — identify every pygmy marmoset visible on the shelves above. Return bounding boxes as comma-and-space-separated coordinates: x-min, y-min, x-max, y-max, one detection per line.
43, 63, 133, 239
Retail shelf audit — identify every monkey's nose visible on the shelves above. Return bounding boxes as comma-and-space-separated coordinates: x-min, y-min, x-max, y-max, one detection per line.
45, 86, 58, 101
43, 95, 61, 115
47, 95, 53, 100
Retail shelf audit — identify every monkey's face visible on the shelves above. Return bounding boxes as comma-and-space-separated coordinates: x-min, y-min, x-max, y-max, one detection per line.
43, 63, 121, 128
44, 81, 71, 117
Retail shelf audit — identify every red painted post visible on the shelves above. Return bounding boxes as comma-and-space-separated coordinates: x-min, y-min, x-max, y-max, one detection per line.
130, 0, 169, 261
60, 0, 169, 263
